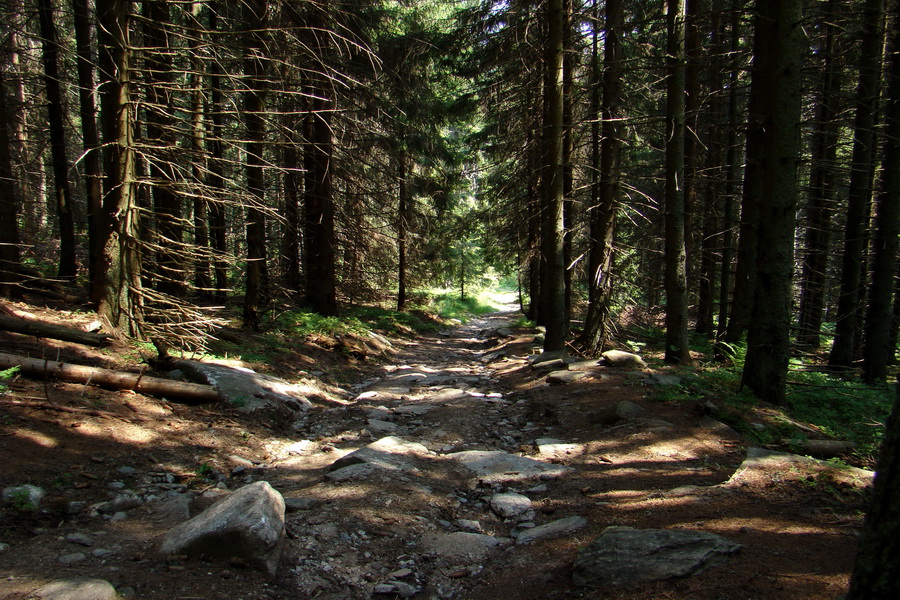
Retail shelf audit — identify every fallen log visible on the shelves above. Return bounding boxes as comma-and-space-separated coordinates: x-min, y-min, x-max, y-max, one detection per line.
0, 314, 110, 347
781, 438, 857, 457
0, 352, 220, 403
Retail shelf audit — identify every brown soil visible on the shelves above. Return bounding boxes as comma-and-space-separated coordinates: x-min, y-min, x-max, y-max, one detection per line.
0, 298, 869, 600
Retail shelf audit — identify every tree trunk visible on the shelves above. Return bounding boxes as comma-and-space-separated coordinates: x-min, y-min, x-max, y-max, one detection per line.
72, 0, 104, 305
97, 0, 143, 338
397, 155, 409, 311
0, 68, 22, 297
797, 0, 841, 349
281, 142, 302, 293
716, 0, 744, 343
664, 0, 691, 365
741, 0, 803, 404
539, 0, 568, 352
37, 0, 77, 280
0, 352, 219, 402
0, 314, 110, 346
829, 0, 885, 370
206, 5, 228, 303
862, 10, 900, 384
846, 377, 900, 599
144, 0, 185, 299
242, 0, 270, 330
304, 98, 338, 317
581, 0, 622, 356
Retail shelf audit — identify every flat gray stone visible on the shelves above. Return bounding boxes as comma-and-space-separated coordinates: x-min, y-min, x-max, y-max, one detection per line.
546, 370, 587, 385
449, 450, 573, 483
58, 552, 87, 564
428, 388, 468, 402
566, 359, 604, 372
647, 373, 682, 386
325, 462, 379, 482
515, 516, 586, 545
572, 526, 741, 587
175, 360, 312, 414
590, 400, 648, 425
2, 484, 45, 510
367, 419, 400, 433
601, 350, 647, 369
160, 481, 285, 576
490, 492, 533, 519
421, 531, 503, 560
65, 533, 93, 547
535, 438, 582, 460
34, 578, 117, 600
329, 436, 432, 474
393, 404, 436, 416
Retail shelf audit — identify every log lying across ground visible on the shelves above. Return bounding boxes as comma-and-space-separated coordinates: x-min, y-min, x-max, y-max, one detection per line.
0, 314, 110, 347
0, 352, 220, 403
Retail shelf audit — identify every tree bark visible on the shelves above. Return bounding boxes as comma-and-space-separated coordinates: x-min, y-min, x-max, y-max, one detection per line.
580, 0, 622, 356
72, 0, 105, 305
846, 377, 900, 598
242, 0, 270, 330
741, 0, 803, 404
304, 98, 338, 317
0, 314, 110, 346
0, 67, 22, 297
829, 0, 885, 370
797, 0, 840, 349
862, 7, 900, 384
0, 352, 219, 402
539, 0, 568, 352
97, 0, 144, 338
664, 0, 691, 365
37, 0, 77, 280
397, 155, 409, 311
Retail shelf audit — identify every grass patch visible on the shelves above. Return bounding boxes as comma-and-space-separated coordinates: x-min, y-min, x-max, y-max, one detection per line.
0, 366, 20, 395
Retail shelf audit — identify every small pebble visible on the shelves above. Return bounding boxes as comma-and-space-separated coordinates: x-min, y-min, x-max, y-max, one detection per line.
65, 533, 93, 547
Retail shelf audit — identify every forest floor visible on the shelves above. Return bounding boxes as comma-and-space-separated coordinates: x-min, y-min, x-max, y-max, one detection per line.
0, 296, 873, 599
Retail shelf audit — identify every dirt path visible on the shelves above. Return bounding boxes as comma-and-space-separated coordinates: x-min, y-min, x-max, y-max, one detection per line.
0, 305, 872, 599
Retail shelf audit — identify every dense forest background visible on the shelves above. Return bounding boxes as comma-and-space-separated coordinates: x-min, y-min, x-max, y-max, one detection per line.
0, 0, 899, 405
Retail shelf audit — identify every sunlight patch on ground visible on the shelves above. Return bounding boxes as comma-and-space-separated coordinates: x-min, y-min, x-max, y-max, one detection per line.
16, 428, 58, 448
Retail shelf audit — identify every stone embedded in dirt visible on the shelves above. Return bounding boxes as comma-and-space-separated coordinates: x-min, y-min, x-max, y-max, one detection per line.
449, 450, 573, 483
286, 439, 315, 455
65, 533, 93, 547
328, 436, 433, 474
58, 552, 87, 564
571, 526, 741, 587
0, 542, 8, 553
647, 373, 682, 386
284, 497, 319, 512
535, 438, 583, 461
421, 531, 505, 560
590, 400, 648, 425
480, 350, 507, 363
566, 359, 604, 372
428, 388, 468, 402
457, 519, 484, 532
393, 404, 436, 416
175, 359, 313, 414
325, 462, 380, 482
160, 480, 286, 576
367, 418, 400, 434
725, 447, 873, 490
33, 577, 118, 600
600, 350, 647, 369
490, 492, 533, 519
515, 516, 587, 545
96, 494, 142, 514
2, 484, 45, 510
546, 370, 587, 385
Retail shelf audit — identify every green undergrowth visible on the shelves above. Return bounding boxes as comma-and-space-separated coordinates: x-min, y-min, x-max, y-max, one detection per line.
642, 334, 894, 466
423, 288, 505, 322
1, 366, 19, 395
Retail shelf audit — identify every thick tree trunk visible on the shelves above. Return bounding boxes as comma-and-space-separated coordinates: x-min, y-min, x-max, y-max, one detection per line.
664, 0, 691, 365
37, 0, 77, 280
797, 0, 840, 349
0, 314, 110, 346
281, 142, 302, 293
846, 378, 900, 599
539, 0, 568, 352
741, 0, 803, 404
581, 0, 622, 356
242, 0, 269, 330
829, 0, 885, 370
304, 99, 338, 317
0, 67, 22, 297
97, 0, 143, 338
207, 6, 228, 303
862, 10, 900, 384
0, 352, 219, 402
72, 0, 104, 305
716, 0, 743, 343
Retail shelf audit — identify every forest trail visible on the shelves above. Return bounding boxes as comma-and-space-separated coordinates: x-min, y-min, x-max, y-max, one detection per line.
0, 302, 873, 600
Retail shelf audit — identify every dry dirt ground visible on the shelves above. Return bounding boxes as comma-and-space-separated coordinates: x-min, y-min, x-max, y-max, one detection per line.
0, 299, 872, 600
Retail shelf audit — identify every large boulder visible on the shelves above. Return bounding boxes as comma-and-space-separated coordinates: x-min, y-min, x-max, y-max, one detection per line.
160, 481, 285, 576
175, 360, 312, 414
572, 526, 741, 587
449, 450, 573, 483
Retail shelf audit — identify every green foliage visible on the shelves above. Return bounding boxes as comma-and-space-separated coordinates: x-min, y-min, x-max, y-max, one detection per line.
0, 366, 19, 395
346, 306, 440, 334
426, 287, 502, 322
274, 311, 368, 337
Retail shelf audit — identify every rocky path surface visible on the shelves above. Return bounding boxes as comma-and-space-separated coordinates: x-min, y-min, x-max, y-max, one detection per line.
1, 304, 874, 600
